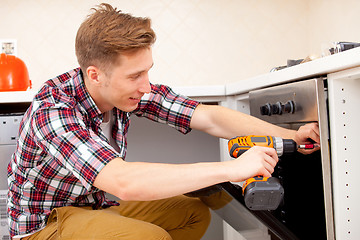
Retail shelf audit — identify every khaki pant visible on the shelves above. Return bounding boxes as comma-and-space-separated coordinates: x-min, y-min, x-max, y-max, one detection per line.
25, 195, 210, 240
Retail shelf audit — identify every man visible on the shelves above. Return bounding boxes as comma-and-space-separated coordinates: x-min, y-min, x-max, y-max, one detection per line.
7, 3, 320, 240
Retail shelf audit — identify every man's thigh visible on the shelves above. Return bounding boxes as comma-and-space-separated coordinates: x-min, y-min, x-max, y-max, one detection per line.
27, 195, 209, 240
112, 195, 211, 240
28, 205, 171, 240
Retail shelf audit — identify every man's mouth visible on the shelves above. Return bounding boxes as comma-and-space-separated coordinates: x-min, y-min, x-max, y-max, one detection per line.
130, 97, 142, 100
129, 96, 142, 104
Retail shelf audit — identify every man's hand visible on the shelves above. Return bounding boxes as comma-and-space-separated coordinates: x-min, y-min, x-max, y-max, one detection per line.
225, 146, 279, 182
293, 122, 320, 154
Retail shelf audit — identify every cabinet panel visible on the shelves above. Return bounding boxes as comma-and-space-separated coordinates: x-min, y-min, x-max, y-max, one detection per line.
328, 67, 360, 240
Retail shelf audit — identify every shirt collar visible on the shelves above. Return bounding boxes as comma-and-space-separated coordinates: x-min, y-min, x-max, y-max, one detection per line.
72, 68, 103, 121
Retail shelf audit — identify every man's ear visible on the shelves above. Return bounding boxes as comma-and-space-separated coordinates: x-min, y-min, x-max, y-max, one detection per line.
86, 66, 101, 85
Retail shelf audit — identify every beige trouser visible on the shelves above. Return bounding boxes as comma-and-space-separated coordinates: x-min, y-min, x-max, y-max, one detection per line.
24, 195, 211, 240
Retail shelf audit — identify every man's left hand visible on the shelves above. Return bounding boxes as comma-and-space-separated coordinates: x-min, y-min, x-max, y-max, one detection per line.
293, 122, 320, 154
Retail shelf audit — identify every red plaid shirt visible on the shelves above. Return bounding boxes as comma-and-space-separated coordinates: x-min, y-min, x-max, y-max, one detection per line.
7, 68, 199, 237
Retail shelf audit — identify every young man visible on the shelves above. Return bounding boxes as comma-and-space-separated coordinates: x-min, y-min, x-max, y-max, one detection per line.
7, 3, 320, 240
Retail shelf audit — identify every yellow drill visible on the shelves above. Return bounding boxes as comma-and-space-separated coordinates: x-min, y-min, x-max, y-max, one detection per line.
228, 135, 317, 210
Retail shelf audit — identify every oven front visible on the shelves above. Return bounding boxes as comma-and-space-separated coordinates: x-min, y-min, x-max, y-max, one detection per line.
247, 77, 334, 239
186, 78, 335, 239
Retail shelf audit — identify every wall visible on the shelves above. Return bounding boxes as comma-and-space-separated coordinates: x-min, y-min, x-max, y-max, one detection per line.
307, 0, 360, 54
1, 0, 359, 91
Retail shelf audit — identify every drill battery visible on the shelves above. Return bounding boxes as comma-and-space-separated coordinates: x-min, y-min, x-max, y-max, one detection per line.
242, 176, 284, 210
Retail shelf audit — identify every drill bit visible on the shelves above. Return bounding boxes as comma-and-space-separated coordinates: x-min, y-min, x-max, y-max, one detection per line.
298, 143, 320, 149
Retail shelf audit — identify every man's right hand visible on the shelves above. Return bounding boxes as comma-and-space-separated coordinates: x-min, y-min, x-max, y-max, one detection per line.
224, 146, 279, 182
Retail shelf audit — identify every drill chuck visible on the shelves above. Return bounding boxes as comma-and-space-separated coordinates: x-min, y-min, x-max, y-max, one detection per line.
282, 138, 298, 154
273, 137, 298, 156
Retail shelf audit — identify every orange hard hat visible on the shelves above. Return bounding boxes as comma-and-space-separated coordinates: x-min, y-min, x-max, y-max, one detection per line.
0, 53, 32, 91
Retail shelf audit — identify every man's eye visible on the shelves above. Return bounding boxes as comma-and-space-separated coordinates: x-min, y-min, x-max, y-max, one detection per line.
131, 74, 141, 79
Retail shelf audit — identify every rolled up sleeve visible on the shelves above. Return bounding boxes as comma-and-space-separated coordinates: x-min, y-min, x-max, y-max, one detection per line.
133, 84, 199, 134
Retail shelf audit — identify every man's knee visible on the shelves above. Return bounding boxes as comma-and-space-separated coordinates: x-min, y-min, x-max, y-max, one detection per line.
168, 197, 211, 240
187, 197, 212, 229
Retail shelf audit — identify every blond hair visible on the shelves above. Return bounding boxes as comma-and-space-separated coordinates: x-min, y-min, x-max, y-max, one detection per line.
75, 3, 156, 72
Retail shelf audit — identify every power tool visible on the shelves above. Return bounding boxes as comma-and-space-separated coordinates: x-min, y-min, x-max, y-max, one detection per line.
228, 135, 317, 210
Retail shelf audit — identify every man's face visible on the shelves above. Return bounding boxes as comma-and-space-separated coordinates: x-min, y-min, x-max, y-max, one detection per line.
96, 47, 153, 112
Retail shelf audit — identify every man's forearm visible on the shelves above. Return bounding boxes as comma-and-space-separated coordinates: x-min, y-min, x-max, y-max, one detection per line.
94, 158, 230, 201
94, 143, 279, 202
190, 104, 296, 140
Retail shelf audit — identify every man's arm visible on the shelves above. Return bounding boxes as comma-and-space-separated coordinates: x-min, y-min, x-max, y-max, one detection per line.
190, 104, 320, 150
94, 145, 278, 201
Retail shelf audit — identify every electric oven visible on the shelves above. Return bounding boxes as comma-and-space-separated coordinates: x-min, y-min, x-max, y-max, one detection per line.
189, 77, 334, 240
247, 77, 334, 239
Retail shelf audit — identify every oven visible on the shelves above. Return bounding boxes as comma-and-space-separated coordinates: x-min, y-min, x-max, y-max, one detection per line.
187, 77, 334, 240
247, 77, 334, 239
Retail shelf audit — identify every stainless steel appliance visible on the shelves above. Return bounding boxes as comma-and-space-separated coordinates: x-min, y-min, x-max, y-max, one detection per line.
248, 78, 334, 239
189, 78, 334, 240
0, 103, 29, 240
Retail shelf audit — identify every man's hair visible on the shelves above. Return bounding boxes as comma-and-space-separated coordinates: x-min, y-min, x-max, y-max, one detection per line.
75, 3, 156, 72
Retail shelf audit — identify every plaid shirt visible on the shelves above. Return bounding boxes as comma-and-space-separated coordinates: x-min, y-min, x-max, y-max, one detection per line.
7, 68, 199, 237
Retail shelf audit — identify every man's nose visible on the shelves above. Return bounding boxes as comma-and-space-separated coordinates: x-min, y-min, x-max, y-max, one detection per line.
139, 74, 151, 94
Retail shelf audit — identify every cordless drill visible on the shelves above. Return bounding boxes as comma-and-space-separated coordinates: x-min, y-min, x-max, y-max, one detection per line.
228, 135, 317, 210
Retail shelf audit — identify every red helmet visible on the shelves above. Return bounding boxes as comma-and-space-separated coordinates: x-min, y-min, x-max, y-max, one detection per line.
0, 53, 32, 91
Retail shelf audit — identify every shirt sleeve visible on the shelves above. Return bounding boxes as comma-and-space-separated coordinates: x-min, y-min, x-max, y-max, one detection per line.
32, 104, 120, 191
132, 84, 200, 134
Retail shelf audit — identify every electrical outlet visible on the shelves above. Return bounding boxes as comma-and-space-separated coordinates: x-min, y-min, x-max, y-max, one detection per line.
0, 39, 17, 55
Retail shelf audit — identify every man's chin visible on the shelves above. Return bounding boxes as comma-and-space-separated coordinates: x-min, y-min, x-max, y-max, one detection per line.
118, 104, 139, 112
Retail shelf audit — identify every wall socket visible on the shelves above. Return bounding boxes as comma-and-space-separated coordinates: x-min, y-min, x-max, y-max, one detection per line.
0, 39, 17, 56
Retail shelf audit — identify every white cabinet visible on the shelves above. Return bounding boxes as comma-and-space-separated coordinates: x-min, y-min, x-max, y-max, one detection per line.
328, 66, 360, 240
